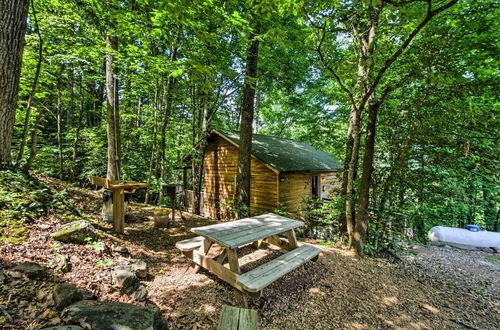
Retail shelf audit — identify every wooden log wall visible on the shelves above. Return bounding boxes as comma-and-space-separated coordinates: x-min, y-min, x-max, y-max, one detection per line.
279, 171, 343, 215
203, 136, 278, 219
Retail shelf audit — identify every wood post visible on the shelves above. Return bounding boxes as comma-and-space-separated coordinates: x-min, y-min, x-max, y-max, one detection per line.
227, 248, 248, 307
286, 229, 298, 249
112, 188, 125, 234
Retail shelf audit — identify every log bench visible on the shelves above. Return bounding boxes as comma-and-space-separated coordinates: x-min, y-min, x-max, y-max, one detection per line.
217, 305, 258, 330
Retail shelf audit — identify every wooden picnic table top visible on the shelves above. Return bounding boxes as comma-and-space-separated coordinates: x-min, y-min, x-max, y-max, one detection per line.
192, 213, 304, 249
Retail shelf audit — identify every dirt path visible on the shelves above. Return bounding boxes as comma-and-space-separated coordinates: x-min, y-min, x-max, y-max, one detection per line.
0, 177, 498, 329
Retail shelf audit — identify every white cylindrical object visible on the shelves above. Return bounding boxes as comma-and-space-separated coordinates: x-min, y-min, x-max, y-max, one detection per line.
428, 226, 500, 249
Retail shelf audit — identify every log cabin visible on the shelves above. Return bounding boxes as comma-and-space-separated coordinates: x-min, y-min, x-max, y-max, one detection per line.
202, 129, 343, 219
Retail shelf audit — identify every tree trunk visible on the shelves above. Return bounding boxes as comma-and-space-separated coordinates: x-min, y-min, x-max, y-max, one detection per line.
353, 100, 381, 255
144, 80, 160, 204
234, 23, 260, 217
56, 80, 64, 180
16, 0, 42, 166
155, 46, 178, 180
70, 78, 84, 181
193, 99, 212, 215
0, 0, 29, 165
105, 35, 120, 180
25, 113, 41, 170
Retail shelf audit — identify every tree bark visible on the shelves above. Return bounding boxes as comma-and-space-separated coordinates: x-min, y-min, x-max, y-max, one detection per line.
145, 81, 160, 204
25, 113, 41, 170
234, 23, 260, 217
155, 46, 178, 180
70, 77, 84, 181
56, 77, 64, 180
353, 100, 381, 255
0, 0, 29, 165
16, 0, 42, 165
105, 35, 120, 180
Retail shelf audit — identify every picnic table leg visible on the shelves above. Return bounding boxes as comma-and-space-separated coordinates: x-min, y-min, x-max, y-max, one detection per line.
192, 238, 213, 273
286, 229, 298, 249
112, 189, 125, 234
227, 248, 248, 308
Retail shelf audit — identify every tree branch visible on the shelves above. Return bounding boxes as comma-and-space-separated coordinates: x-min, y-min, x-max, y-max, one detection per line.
360, 0, 459, 110
314, 23, 357, 108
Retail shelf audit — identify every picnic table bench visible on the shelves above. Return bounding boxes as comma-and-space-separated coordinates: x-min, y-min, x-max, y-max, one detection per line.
89, 176, 148, 233
175, 213, 320, 306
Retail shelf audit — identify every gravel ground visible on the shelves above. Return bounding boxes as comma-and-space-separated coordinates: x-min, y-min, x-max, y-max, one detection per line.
0, 176, 499, 329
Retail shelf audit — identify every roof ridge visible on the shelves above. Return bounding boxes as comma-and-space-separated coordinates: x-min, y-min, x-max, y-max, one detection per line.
216, 128, 313, 145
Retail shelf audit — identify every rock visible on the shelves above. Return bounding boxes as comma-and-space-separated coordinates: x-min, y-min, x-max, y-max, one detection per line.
55, 255, 72, 273
112, 267, 139, 294
131, 260, 148, 279
112, 245, 129, 255
53, 283, 84, 310
64, 300, 165, 330
132, 285, 148, 301
39, 326, 83, 330
51, 220, 96, 244
12, 262, 48, 280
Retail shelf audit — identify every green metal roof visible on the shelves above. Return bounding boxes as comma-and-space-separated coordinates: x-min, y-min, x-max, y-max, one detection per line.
214, 129, 343, 172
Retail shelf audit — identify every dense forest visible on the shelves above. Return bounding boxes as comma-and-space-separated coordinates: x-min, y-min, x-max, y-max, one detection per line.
1, 0, 499, 255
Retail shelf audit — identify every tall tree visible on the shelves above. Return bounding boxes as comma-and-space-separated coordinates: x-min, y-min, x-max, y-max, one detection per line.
234, 21, 260, 216
0, 0, 30, 165
105, 34, 120, 180
309, 0, 459, 254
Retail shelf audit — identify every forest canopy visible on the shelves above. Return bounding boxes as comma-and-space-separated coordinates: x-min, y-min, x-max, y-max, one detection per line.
2, 0, 499, 254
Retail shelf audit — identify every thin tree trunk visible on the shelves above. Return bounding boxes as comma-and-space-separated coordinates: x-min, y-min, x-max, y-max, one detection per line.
144, 80, 160, 204
16, 0, 42, 165
234, 22, 260, 217
25, 113, 41, 170
193, 97, 212, 215
0, 0, 30, 165
105, 35, 120, 180
56, 80, 64, 180
70, 77, 84, 181
155, 46, 178, 180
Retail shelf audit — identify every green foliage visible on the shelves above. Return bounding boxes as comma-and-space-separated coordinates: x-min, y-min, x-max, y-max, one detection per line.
7, 0, 497, 254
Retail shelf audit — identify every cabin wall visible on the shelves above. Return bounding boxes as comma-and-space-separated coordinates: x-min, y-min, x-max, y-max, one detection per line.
278, 171, 343, 215
203, 136, 278, 219
278, 172, 311, 215
320, 171, 343, 200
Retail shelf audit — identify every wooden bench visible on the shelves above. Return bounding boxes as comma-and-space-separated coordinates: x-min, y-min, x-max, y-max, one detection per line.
217, 305, 258, 330
236, 244, 320, 293
175, 236, 204, 251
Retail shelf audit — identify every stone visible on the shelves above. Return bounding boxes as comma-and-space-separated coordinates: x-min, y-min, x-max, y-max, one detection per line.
53, 283, 84, 310
64, 300, 165, 330
112, 267, 139, 294
12, 262, 48, 280
51, 220, 96, 244
132, 285, 148, 301
55, 255, 72, 273
131, 260, 148, 279
112, 245, 129, 255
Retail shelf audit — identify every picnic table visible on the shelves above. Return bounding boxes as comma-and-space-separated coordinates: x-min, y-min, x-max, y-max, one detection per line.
176, 213, 320, 306
89, 176, 148, 234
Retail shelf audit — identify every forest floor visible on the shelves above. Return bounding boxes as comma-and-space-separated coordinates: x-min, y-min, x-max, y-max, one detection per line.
0, 173, 499, 329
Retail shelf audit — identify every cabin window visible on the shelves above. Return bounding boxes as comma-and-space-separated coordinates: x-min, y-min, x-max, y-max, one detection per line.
311, 175, 320, 198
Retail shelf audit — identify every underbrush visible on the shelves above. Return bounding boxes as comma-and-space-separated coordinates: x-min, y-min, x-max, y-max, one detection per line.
0, 169, 82, 244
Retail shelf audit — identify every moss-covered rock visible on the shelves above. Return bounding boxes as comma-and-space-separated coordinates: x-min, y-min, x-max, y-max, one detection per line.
51, 220, 96, 244
0, 169, 52, 244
